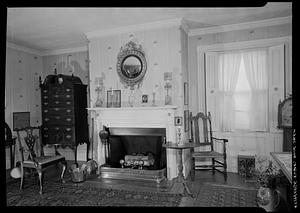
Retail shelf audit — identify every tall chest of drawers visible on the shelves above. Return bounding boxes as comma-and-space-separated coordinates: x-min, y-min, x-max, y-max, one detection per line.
40, 74, 89, 164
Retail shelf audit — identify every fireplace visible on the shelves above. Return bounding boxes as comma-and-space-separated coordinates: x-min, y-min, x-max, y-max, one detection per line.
99, 127, 167, 182
104, 127, 166, 168
87, 106, 184, 180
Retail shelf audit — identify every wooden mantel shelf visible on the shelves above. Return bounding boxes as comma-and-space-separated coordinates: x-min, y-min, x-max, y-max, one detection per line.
87, 106, 177, 111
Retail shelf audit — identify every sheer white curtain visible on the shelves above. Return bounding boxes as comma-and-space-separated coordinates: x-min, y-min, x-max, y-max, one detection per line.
243, 49, 268, 131
218, 52, 242, 131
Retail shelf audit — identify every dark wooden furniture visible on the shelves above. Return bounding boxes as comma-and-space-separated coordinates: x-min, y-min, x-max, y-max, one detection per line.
189, 112, 228, 181
15, 126, 67, 194
278, 96, 292, 152
40, 74, 89, 165
163, 142, 199, 197
5, 122, 17, 169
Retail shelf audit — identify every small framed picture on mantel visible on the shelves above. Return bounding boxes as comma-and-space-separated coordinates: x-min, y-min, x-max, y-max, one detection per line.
107, 90, 121, 108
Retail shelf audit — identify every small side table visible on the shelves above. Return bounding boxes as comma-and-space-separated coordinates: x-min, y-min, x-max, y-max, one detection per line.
163, 142, 199, 197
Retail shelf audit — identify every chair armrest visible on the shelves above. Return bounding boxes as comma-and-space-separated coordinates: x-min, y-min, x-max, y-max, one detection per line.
212, 137, 228, 143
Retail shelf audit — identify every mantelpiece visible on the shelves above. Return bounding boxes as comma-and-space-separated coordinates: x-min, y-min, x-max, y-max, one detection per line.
87, 106, 180, 179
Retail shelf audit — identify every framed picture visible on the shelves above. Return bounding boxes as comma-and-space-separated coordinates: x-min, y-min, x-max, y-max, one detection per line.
184, 82, 188, 105
107, 90, 121, 108
13, 111, 30, 130
142, 94, 148, 103
184, 110, 189, 132
174, 116, 183, 126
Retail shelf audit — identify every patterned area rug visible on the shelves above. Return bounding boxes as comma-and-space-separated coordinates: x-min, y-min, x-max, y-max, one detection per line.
193, 183, 258, 207
6, 179, 182, 206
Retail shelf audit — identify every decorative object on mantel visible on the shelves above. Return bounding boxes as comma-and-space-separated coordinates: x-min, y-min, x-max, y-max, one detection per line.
142, 94, 148, 104
184, 110, 189, 132
184, 82, 189, 105
164, 72, 172, 105
128, 87, 135, 107
94, 76, 105, 107
116, 41, 147, 89
107, 90, 121, 108
152, 84, 159, 106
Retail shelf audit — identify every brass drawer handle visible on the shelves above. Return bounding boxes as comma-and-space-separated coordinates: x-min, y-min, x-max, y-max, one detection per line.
43, 127, 48, 130
54, 108, 59, 111
66, 135, 72, 139
66, 101, 71, 105
54, 95, 59, 98
55, 116, 61, 119
66, 118, 72, 122
43, 90, 48, 93
66, 109, 71, 113
65, 88, 71, 92
66, 95, 71, 98
66, 128, 72, 131
44, 118, 49, 121
55, 101, 60, 104
44, 95, 48, 99
55, 127, 60, 130
44, 109, 48, 113
44, 102, 48, 105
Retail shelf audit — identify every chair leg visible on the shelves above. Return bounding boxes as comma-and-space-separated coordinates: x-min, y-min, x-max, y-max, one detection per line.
212, 158, 215, 174
224, 157, 227, 182
20, 165, 24, 190
191, 157, 195, 181
37, 168, 43, 195
60, 160, 67, 184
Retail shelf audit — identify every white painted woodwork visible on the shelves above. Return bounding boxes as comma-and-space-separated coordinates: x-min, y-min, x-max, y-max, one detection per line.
268, 44, 285, 133
204, 52, 219, 131
88, 106, 183, 180
196, 38, 289, 173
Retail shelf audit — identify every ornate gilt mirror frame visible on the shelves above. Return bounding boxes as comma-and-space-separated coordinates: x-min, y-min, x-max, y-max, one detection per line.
116, 41, 147, 88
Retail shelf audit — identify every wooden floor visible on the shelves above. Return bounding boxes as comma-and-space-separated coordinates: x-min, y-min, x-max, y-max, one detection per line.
6, 165, 259, 207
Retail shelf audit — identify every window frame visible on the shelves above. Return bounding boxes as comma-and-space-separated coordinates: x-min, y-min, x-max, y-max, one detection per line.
197, 36, 290, 133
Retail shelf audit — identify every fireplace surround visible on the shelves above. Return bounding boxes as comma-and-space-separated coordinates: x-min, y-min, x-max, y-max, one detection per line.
88, 106, 180, 180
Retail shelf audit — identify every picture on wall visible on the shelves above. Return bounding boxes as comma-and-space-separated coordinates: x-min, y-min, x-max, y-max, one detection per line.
174, 116, 183, 126
184, 82, 189, 105
107, 90, 121, 108
13, 112, 30, 130
184, 110, 189, 132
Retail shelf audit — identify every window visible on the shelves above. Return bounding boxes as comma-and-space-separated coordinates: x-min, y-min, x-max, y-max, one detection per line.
233, 56, 251, 130
204, 43, 284, 133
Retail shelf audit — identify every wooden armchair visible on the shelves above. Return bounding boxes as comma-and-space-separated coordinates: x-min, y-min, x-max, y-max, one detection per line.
189, 112, 228, 181
15, 126, 67, 194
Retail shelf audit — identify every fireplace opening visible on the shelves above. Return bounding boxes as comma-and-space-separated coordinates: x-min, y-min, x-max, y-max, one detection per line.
104, 127, 166, 170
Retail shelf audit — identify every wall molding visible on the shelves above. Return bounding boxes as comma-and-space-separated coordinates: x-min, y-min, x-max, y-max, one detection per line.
6, 42, 43, 56
189, 16, 292, 36
85, 18, 185, 39
7, 42, 88, 56
40, 46, 88, 56
197, 36, 292, 52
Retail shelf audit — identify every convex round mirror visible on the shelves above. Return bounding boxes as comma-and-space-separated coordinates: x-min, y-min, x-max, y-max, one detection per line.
117, 41, 147, 88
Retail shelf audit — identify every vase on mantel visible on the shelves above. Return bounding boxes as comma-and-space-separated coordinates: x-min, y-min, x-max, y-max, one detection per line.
128, 89, 135, 107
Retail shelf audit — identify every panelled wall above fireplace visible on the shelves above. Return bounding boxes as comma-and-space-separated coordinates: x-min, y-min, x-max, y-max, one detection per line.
86, 21, 190, 179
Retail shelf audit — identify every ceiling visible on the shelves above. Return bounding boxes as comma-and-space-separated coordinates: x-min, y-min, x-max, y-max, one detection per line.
6, 3, 292, 53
